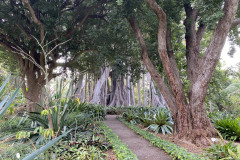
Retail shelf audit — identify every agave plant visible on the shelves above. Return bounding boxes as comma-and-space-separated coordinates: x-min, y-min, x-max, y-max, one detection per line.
148, 108, 173, 134
27, 80, 90, 139
0, 75, 23, 119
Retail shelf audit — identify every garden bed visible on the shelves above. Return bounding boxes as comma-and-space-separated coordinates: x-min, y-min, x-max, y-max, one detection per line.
119, 117, 206, 160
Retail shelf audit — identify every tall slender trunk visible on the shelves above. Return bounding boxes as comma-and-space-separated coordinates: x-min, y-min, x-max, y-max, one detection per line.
130, 82, 135, 106
126, 74, 131, 106
84, 74, 88, 102
75, 74, 84, 98
137, 80, 141, 106
88, 74, 91, 102
147, 72, 162, 107
143, 72, 147, 106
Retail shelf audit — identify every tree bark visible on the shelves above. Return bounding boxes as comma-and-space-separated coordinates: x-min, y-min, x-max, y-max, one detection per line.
91, 66, 110, 104
75, 74, 84, 99
22, 72, 44, 112
137, 79, 141, 106
130, 82, 136, 106
143, 72, 147, 106
126, 72, 131, 106
108, 75, 128, 107
84, 74, 88, 102
128, 0, 239, 145
147, 72, 162, 107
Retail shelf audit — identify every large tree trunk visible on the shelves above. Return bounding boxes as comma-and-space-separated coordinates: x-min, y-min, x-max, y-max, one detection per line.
108, 75, 128, 106
22, 72, 44, 112
128, 0, 238, 145
91, 66, 110, 104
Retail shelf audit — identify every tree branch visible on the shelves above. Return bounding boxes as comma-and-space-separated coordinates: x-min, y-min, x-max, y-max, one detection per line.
231, 18, 240, 28
146, 0, 186, 105
196, 24, 206, 47
128, 16, 177, 116
166, 27, 182, 86
15, 24, 32, 40
184, 4, 201, 85
197, 0, 239, 96
66, 0, 107, 38
21, 0, 44, 43
57, 49, 98, 67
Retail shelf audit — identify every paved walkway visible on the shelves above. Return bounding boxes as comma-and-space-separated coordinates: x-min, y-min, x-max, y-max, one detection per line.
104, 115, 172, 160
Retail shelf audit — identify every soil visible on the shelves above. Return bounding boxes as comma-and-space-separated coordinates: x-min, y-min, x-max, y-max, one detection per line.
104, 115, 172, 160
105, 149, 118, 160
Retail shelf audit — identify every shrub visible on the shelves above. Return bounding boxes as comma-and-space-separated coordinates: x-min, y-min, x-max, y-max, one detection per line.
213, 116, 240, 140
0, 116, 31, 137
76, 102, 106, 121
148, 108, 173, 134
203, 141, 237, 160
122, 107, 173, 134
203, 132, 237, 160
122, 109, 138, 123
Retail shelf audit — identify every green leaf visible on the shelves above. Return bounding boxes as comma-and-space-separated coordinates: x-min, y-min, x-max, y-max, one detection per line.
0, 74, 10, 93
0, 82, 23, 119
22, 129, 72, 160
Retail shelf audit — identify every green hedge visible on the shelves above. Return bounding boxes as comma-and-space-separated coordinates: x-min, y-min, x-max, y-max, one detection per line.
119, 118, 207, 160
99, 122, 138, 160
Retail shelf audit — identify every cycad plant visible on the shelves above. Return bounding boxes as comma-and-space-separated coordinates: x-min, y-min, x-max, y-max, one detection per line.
138, 111, 154, 127
214, 116, 240, 140
122, 109, 137, 123
148, 108, 173, 134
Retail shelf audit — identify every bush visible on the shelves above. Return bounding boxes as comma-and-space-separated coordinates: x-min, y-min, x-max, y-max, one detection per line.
203, 132, 237, 160
213, 116, 240, 140
76, 102, 106, 121
203, 141, 237, 160
122, 106, 173, 134
148, 108, 173, 134
0, 116, 31, 137
49, 126, 111, 160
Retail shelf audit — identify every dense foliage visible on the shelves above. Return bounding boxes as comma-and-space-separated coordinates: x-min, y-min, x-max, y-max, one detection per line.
212, 114, 240, 141
122, 106, 173, 134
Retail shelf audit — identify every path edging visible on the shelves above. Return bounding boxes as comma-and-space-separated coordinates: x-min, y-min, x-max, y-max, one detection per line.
98, 122, 138, 160
119, 118, 207, 160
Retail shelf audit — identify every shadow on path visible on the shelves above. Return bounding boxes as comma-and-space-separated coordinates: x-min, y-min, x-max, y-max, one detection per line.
104, 115, 172, 160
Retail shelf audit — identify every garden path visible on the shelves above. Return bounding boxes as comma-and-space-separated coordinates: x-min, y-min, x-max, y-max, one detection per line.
104, 115, 172, 160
